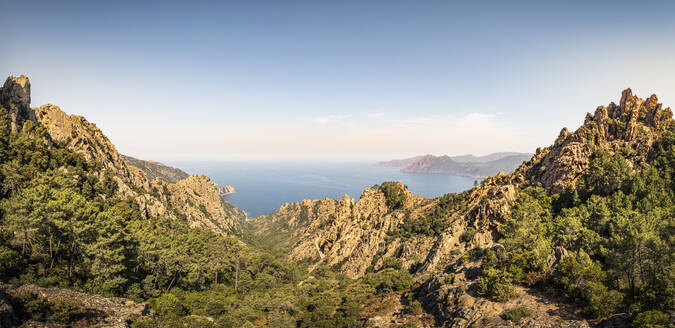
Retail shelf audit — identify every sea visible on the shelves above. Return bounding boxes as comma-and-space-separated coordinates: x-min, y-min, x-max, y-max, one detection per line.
165, 161, 478, 218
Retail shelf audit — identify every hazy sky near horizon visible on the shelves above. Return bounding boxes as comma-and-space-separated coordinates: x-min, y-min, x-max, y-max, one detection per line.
2, 1, 674, 161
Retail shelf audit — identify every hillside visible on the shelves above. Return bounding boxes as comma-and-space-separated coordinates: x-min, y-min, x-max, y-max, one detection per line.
0, 76, 672, 328
377, 152, 532, 178
253, 88, 674, 327
32, 101, 246, 234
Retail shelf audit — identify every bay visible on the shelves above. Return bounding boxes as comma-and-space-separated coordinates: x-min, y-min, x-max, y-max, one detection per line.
166, 161, 478, 218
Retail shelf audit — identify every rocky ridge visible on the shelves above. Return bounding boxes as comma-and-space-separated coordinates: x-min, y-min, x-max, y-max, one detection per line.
121, 155, 190, 183
12, 76, 246, 235
253, 182, 440, 278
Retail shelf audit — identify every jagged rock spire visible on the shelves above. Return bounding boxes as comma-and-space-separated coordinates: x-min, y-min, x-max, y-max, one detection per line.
0, 75, 37, 131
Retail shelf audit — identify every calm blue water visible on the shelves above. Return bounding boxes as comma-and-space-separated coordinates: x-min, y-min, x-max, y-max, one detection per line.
166, 161, 477, 218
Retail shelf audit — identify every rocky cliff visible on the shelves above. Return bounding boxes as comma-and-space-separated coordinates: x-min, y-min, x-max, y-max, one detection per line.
253, 182, 440, 278
13, 76, 246, 236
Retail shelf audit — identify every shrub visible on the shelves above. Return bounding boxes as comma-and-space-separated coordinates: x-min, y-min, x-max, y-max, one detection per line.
460, 227, 477, 243
0, 230, 19, 279
581, 281, 623, 318
475, 268, 515, 302
502, 306, 532, 322
378, 182, 407, 210
14, 291, 90, 325
48, 295, 89, 324
460, 247, 481, 264
480, 249, 498, 270
152, 293, 187, 317
362, 268, 414, 293
407, 300, 423, 315
382, 257, 403, 270
15, 291, 50, 322
634, 310, 671, 328
444, 273, 455, 285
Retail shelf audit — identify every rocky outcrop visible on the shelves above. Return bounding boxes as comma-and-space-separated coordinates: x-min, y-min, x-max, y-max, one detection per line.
0, 283, 147, 328
419, 273, 588, 328
160, 175, 246, 233
253, 182, 439, 278
0, 75, 36, 131
525, 88, 673, 193
216, 184, 235, 196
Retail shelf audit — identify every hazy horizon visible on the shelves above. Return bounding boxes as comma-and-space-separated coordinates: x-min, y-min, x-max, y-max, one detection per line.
2, 1, 674, 161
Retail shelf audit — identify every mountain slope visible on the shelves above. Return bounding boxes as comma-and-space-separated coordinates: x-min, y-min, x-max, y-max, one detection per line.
8, 77, 247, 235
253, 88, 674, 327
1, 76, 672, 327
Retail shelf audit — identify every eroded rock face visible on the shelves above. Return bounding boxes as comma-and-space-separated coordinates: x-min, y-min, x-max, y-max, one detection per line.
254, 182, 439, 278
163, 175, 247, 234
1, 75, 36, 131
34, 104, 141, 186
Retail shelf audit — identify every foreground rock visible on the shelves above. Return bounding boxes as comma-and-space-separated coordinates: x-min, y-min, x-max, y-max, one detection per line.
0, 283, 147, 328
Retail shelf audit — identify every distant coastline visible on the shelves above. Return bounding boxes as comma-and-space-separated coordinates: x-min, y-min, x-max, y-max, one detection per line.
376, 152, 532, 178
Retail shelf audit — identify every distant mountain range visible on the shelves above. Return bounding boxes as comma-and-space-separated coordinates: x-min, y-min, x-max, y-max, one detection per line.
375, 152, 532, 178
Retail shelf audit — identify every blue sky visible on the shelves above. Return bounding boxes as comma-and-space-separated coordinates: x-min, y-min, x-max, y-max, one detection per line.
2, 1, 674, 160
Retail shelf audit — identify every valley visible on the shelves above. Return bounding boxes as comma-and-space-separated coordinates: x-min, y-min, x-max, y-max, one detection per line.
0, 76, 672, 327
